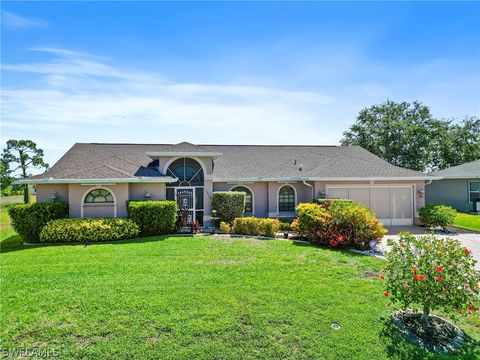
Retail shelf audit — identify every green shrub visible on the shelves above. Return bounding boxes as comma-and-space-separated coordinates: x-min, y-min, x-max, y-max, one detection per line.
314, 198, 353, 206
382, 233, 480, 327
419, 204, 457, 230
212, 192, 245, 224
278, 218, 293, 232
219, 221, 231, 234
40, 218, 140, 243
233, 217, 280, 238
127, 200, 177, 236
8, 202, 69, 242
292, 201, 386, 249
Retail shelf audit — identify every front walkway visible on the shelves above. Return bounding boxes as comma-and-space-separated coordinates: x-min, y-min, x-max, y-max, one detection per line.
380, 226, 480, 269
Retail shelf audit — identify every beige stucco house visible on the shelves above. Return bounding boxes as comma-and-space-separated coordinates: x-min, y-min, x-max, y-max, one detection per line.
20, 142, 434, 226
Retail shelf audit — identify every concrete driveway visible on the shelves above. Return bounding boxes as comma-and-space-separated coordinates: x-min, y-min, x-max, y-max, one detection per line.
379, 226, 480, 269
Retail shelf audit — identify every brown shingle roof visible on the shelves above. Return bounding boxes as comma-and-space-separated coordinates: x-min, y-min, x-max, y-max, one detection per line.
27, 142, 430, 181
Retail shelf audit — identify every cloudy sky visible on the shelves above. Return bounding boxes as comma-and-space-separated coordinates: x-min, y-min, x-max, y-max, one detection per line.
1, 2, 479, 166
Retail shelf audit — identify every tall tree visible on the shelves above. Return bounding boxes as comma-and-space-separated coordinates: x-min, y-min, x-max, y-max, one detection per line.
341, 101, 480, 172
341, 100, 435, 171
2, 140, 49, 203
434, 116, 480, 169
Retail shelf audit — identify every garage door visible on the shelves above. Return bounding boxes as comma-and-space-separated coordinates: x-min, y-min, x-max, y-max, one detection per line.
326, 186, 413, 226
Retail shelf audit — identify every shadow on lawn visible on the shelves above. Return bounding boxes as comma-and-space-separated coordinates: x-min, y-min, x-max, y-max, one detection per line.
379, 317, 480, 359
0, 234, 177, 254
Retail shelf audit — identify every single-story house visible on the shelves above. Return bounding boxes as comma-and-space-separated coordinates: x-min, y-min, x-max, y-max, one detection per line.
20, 142, 434, 226
426, 159, 480, 213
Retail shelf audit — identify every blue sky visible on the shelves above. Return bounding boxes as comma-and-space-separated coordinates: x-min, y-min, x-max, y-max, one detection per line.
1, 1, 479, 166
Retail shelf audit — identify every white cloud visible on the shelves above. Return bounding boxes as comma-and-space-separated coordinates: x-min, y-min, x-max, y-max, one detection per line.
1, 10, 48, 30
2, 47, 478, 166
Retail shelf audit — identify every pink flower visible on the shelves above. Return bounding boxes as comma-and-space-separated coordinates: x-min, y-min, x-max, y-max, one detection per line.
435, 266, 444, 273
413, 274, 426, 281
434, 276, 443, 282
411, 265, 418, 272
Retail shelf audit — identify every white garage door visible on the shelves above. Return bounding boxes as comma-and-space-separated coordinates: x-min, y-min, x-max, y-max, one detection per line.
327, 186, 413, 226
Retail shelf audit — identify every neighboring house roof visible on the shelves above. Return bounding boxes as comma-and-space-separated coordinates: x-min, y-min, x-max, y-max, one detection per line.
21, 142, 432, 184
432, 159, 480, 179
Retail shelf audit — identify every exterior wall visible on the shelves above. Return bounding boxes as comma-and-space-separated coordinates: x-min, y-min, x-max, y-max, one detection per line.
426, 179, 473, 212
214, 181, 313, 218
213, 182, 269, 217
68, 183, 129, 218
128, 183, 165, 201
35, 184, 69, 203
314, 180, 426, 225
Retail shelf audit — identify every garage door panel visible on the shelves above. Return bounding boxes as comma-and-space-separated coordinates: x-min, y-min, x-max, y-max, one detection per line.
326, 186, 413, 226
328, 188, 348, 199
371, 188, 391, 222
349, 188, 370, 207
391, 187, 412, 221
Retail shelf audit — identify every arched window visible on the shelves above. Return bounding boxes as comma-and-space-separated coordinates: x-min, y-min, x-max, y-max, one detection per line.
278, 185, 295, 212
167, 158, 204, 187
84, 189, 114, 203
231, 186, 253, 213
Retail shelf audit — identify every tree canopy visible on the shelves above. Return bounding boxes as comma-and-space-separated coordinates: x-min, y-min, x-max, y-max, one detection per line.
2, 140, 49, 202
341, 100, 480, 172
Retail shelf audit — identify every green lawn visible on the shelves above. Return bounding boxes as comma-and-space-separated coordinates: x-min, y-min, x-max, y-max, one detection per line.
1, 231, 479, 359
454, 212, 480, 232
0, 195, 35, 231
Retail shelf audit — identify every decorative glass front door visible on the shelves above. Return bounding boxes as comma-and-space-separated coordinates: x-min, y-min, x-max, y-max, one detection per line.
176, 187, 195, 224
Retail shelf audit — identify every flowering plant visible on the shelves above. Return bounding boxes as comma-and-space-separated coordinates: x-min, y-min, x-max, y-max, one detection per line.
382, 233, 480, 326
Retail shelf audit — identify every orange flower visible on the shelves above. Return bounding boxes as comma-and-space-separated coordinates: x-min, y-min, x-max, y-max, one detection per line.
434, 276, 443, 282
467, 305, 476, 312
411, 265, 418, 272
413, 274, 426, 281
379, 274, 385, 280
464, 247, 472, 256
384, 291, 390, 297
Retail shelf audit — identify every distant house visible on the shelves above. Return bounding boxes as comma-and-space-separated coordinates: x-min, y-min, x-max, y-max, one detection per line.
19, 142, 433, 226
426, 160, 480, 213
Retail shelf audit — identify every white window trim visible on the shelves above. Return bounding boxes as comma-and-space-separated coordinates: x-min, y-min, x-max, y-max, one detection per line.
228, 185, 255, 215
81, 186, 117, 218
277, 184, 297, 214
162, 157, 210, 181
468, 180, 480, 204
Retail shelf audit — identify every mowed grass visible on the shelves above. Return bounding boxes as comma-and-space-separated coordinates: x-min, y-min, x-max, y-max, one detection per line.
454, 212, 480, 232
0, 195, 35, 230
1, 232, 479, 359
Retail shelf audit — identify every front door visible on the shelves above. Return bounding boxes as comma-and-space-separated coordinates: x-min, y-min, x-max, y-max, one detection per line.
176, 187, 195, 224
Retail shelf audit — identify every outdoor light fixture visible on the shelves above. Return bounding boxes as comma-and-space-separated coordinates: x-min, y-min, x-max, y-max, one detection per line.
319, 189, 326, 198
417, 189, 424, 198
50, 191, 59, 202
144, 190, 152, 200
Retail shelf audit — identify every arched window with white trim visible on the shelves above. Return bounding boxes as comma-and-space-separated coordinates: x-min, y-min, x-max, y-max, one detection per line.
84, 188, 114, 203
278, 185, 295, 212
231, 186, 253, 214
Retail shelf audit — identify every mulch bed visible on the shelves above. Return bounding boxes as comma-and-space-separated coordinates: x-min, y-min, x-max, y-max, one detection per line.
392, 310, 465, 353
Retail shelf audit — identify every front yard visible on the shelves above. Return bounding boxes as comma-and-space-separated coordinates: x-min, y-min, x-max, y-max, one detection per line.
1, 231, 479, 359
454, 212, 480, 232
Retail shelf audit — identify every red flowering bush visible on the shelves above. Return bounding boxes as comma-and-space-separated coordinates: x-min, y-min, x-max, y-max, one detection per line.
382, 233, 480, 327
293, 201, 386, 249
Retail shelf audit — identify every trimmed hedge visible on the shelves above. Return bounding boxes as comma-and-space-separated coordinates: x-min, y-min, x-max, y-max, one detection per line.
419, 204, 457, 230
8, 202, 69, 242
40, 218, 140, 243
212, 192, 245, 224
292, 200, 387, 249
233, 217, 280, 238
127, 200, 178, 236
